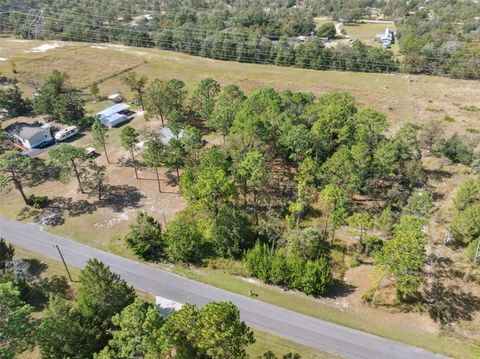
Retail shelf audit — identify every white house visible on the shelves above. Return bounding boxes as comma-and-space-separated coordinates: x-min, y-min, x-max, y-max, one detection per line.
6, 122, 52, 149
97, 103, 130, 128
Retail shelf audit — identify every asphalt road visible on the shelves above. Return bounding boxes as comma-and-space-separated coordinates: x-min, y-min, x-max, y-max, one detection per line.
0, 217, 446, 359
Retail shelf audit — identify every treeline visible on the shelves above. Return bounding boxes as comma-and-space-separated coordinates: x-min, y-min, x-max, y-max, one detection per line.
0, 0, 397, 74
2, 242, 285, 359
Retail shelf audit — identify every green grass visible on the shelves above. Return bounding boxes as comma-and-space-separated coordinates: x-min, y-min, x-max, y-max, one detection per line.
248, 329, 338, 359
173, 266, 479, 359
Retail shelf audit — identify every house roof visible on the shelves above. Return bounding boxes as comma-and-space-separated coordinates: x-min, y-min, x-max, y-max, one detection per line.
97, 103, 129, 118
5, 122, 50, 141
102, 113, 126, 124
159, 126, 184, 145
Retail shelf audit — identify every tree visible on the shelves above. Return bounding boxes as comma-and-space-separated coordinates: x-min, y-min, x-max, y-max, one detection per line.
37, 296, 85, 359
0, 84, 31, 117
348, 212, 375, 253
95, 298, 164, 359
49, 143, 86, 193
319, 184, 349, 242
144, 79, 168, 126
208, 84, 246, 144
245, 242, 272, 281
121, 72, 148, 110
81, 160, 106, 200
164, 210, 205, 263
195, 301, 254, 359
143, 138, 163, 192
190, 77, 220, 123
0, 150, 32, 205
89, 81, 100, 102
316, 22, 336, 39
91, 116, 110, 163
33, 70, 69, 116
443, 133, 475, 165
52, 92, 85, 125
162, 138, 186, 179
0, 238, 15, 270
76, 259, 136, 350
120, 126, 139, 179
0, 282, 36, 359
180, 148, 236, 217
301, 258, 333, 296
208, 205, 255, 258
403, 191, 435, 218
449, 204, 480, 244
419, 121, 444, 154
236, 151, 268, 226
125, 211, 164, 261
374, 215, 428, 300
454, 177, 480, 211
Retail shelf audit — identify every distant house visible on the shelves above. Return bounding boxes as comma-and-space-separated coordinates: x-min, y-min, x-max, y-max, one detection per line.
159, 126, 184, 145
97, 103, 131, 128
376, 27, 395, 48
5, 122, 52, 149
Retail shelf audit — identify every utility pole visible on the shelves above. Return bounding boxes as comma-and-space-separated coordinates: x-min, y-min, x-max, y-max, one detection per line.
55, 244, 73, 282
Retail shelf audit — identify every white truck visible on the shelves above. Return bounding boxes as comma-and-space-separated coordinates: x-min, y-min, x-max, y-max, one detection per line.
54, 126, 79, 142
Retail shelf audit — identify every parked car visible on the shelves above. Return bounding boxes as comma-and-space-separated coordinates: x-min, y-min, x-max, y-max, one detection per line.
35, 139, 56, 149
85, 147, 97, 157
54, 126, 79, 142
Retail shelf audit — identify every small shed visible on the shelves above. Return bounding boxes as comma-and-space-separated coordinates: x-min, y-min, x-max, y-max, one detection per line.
107, 93, 122, 103
5, 122, 52, 149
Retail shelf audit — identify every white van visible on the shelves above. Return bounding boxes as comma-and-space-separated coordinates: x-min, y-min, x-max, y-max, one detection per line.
55, 126, 79, 142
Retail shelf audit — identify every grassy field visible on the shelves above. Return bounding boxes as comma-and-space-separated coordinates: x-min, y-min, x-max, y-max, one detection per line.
1, 38, 480, 358
1, 38, 478, 137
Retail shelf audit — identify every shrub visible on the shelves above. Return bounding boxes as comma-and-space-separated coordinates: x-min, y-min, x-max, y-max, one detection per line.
301, 258, 333, 296
165, 211, 205, 263
27, 194, 48, 209
465, 238, 480, 262
269, 249, 289, 285
442, 115, 455, 122
443, 133, 475, 165
207, 206, 254, 259
124, 211, 164, 261
245, 242, 271, 281
460, 105, 480, 112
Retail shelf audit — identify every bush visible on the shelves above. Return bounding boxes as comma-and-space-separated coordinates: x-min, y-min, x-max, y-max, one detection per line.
124, 211, 164, 261
165, 211, 206, 263
301, 258, 333, 296
269, 249, 289, 285
245, 242, 271, 281
360, 235, 384, 256
207, 206, 254, 259
27, 194, 49, 209
465, 238, 479, 262
443, 133, 475, 165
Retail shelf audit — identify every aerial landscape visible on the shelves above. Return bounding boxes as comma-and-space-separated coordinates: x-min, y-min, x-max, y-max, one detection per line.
0, 1, 479, 358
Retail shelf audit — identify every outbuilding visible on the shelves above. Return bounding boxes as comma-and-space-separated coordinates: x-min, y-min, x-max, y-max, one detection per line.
97, 103, 130, 128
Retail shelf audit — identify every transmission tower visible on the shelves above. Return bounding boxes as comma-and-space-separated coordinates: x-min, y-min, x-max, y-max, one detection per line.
27, 10, 44, 40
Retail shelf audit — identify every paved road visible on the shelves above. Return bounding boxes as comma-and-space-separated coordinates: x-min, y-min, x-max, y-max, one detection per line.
0, 217, 445, 359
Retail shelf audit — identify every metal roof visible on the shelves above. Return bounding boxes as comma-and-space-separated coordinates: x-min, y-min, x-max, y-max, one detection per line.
97, 103, 129, 118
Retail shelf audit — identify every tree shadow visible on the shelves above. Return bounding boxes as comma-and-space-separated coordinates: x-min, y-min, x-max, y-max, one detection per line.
24, 258, 48, 278
424, 168, 453, 182
326, 279, 356, 298
99, 184, 145, 212
426, 283, 480, 325
26, 158, 61, 186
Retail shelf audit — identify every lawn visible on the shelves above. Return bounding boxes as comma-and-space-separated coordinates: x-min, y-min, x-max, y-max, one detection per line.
342, 22, 396, 43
